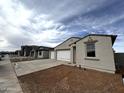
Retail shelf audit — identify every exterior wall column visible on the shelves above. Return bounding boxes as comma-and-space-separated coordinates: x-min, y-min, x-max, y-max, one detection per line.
24, 51, 26, 57
18, 51, 20, 56
70, 47, 74, 63
54, 50, 57, 60
38, 51, 39, 58
34, 51, 36, 58
49, 51, 51, 59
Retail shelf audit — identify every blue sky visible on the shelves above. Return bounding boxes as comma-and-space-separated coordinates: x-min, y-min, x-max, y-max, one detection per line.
0, 0, 124, 52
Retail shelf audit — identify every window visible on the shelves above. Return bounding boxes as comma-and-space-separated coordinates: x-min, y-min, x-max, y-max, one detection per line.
86, 43, 96, 57
39, 51, 42, 56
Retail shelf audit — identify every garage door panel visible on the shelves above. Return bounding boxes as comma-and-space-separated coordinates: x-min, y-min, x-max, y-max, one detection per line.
57, 50, 70, 61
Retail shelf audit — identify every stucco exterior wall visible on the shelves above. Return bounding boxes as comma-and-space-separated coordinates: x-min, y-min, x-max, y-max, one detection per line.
49, 51, 55, 59
76, 36, 115, 73
55, 37, 80, 63
70, 47, 73, 63
37, 51, 49, 58
37, 51, 43, 58
43, 51, 49, 58
55, 38, 79, 50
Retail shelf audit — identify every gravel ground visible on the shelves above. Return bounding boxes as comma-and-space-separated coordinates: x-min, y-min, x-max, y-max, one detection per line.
10, 57, 35, 62
18, 65, 124, 93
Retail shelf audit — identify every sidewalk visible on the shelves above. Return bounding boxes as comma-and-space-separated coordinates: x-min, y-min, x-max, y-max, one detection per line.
0, 55, 23, 93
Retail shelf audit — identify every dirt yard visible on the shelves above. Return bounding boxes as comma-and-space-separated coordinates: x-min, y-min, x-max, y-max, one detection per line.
18, 65, 124, 93
117, 68, 124, 74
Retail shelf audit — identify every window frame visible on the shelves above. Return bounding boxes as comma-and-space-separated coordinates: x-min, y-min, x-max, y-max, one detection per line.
39, 51, 42, 56
86, 43, 96, 57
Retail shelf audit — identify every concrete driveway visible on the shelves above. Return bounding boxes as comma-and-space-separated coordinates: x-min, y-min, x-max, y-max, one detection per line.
13, 59, 68, 76
0, 55, 23, 93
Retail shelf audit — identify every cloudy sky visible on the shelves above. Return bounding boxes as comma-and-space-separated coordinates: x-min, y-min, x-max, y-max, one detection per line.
0, 0, 124, 52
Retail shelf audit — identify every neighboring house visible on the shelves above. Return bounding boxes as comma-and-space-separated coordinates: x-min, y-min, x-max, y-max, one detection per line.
37, 46, 53, 59
9, 51, 17, 57
53, 34, 117, 73
20, 45, 54, 59
114, 53, 124, 70
30, 46, 54, 59
21, 45, 39, 57
30, 46, 39, 58
0, 54, 1, 61
15, 50, 21, 56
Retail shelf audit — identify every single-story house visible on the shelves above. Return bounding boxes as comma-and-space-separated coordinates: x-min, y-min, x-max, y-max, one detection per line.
30, 46, 39, 58
0, 55, 1, 61
52, 34, 117, 73
38, 46, 54, 59
8, 51, 17, 57
15, 50, 21, 56
30, 46, 54, 59
114, 53, 124, 71
21, 45, 36, 57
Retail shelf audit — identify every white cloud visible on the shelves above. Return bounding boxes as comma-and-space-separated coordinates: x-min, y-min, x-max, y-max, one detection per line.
0, 37, 8, 48
0, 0, 73, 51
30, 15, 62, 31
0, 0, 32, 27
113, 35, 124, 53
0, 0, 124, 52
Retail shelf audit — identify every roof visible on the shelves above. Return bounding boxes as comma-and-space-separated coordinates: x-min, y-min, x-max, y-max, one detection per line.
38, 46, 54, 50
21, 45, 54, 51
21, 45, 39, 49
21, 45, 53, 49
69, 34, 117, 46
55, 37, 81, 48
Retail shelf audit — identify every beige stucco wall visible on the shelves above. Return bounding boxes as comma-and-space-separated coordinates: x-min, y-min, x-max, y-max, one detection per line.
55, 37, 79, 63
76, 36, 116, 73
55, 38, 79, 50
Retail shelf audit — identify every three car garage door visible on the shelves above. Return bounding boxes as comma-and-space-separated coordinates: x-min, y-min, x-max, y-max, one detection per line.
57, 50, 70, 61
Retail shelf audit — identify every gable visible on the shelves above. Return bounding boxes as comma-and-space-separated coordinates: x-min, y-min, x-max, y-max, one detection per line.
55, 37, 80, 50
77, 35, 113, 47
76, 34, 117, 45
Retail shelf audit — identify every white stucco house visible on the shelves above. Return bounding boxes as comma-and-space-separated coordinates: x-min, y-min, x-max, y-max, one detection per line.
51, 34, 117, 73
37, 46, 53, 59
